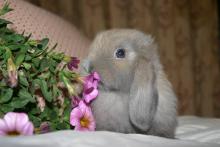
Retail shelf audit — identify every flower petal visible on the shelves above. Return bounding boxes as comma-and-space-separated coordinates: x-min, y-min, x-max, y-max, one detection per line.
71, 107, 83, 118
0, 130, 6, 135
79, 127, 90, 131
15, 113, 29, 132
88, 120, 96, 131
74, 125, 90, 131
3, 112, 17, 132
84, 105, 92, 115
20, 122, 34, 135
74, 125, 84, 131
93, 72, 100, 81
67, 57, 80, 70
78, 101, 89, 114
85, 107, 96, 131
70, 119, 80, 127
70, 107, 83, 126
71, 96, 81, 108
0, 119, 8, 133
83, 72, 100, 89
83, 88, 98, 103
84, 81, 94, 89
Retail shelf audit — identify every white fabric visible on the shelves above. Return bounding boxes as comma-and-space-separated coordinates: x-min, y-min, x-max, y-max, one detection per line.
0, 131, 218, 147
0, 116, 220, 147
176, 116, 220, 144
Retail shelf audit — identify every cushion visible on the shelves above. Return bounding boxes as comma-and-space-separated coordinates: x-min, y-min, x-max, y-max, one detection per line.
0, 0, 90, 59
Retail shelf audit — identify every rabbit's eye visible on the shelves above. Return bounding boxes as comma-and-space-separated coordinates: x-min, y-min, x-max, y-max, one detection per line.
115, 48, 126, 58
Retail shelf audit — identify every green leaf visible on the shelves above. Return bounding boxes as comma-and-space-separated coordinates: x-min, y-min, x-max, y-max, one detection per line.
24, 33, 32, 43
63, 104, 71, 122
50, 123, 57, 131
0, 2, 13, 16
48, 109, 58, 120
56, 122, 70, 130
0, 18, 12, 28
0, 104, 14, 112
63, 71, 73, 79
32, 58, 40, 68
18, 74, 29, 87
7, 44, 25, 51
22, 62, 32, 70
15, 53, 25, 66
4, 47, 11, 60
38, 38, 49, 50
39, 79, 52, 102
0, 111, 4, 118
0, 47, 5, 55
5, 34, 25, 43
39, 58, 49, 71
18, 89, 35, 103
51, 52, 64, 61
39, 107, 51, 120
28, 40, 38, 47
0, 89, 13, 103
24, 55, 32, 61
0, 80, 7, 88
31, 79, 40, 90
29, 114, 41, 127
52, 85, 60, 98
39, 72, 50, 79
48, 59, 57, 72
29, 107, 41, 115
10, 97, 30, 108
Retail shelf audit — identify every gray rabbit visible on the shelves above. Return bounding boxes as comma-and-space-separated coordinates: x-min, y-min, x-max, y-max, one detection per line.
83, 29, 177, 138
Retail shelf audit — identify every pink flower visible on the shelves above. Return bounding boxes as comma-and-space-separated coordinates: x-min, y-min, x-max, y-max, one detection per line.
67, 57, 80, 70
70, 100, 95, 131
83, 87, 99, 103
0, 112, 34, 136
71, 96, 81, 108
83, 72, 100, 103
84, 71, 100, 88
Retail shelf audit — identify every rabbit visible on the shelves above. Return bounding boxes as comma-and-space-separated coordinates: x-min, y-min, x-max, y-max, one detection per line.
83, 29, 177, 138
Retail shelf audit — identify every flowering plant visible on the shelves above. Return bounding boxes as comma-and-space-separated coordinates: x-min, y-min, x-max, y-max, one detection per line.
0, 2, 99, 136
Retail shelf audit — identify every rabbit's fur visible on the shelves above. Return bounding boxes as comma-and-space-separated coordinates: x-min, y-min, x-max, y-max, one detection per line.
84, 29, 177, 138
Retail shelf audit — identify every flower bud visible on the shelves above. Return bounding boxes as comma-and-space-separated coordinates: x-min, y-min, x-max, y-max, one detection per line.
36, 95, 46, 112
64, 56, 80, 70
7, 58, 18, 88
66, 82, 75, 96
57, 94, 64, 106
39, 122, 50, 134
60, 73, 75, 96
71, 96, 81, 108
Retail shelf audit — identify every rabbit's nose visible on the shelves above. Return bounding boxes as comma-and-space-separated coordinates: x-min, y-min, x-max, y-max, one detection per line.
82, 59, 93, 73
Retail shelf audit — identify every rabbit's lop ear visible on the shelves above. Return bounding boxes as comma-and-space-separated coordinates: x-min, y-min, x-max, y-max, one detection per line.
129, 55, 158, 131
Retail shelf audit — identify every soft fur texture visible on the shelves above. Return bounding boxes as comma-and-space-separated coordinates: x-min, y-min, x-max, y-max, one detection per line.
84, 29, 177, 138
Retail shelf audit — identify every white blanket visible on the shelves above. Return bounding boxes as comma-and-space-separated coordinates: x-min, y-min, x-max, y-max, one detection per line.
0, 116, 219, 147
177, 116, 220, 144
